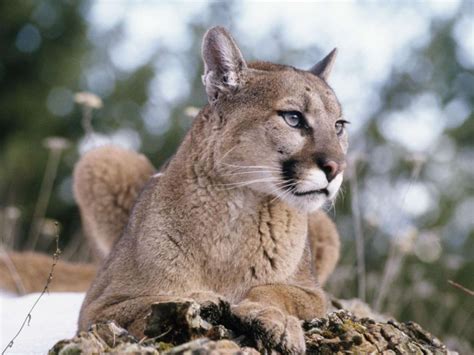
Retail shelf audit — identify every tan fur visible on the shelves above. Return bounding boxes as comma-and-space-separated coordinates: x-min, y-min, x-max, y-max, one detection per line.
0, 251, 95, 294
308, 211, 340, 285
76, 27, 347, 354
73, 145, 155, 259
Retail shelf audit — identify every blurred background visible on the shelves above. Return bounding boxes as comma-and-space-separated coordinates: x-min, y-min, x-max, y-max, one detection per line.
0, 0, 472, 351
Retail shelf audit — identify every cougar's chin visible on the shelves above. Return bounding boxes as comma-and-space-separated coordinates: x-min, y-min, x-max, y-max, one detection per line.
326, 173, 344, 199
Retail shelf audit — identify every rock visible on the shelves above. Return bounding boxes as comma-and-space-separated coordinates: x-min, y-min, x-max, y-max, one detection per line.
303, 311, 450, 354
49, 298, 453, 354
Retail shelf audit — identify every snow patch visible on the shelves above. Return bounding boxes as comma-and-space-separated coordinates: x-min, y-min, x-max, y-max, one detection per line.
0, 292, 85, 354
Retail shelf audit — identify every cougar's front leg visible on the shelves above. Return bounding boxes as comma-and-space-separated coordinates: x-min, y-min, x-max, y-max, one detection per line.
80, 289, 229, 338
308, 210, 340, 285
232, 298, 306, 354
232, 248, 326, 354
79, 295, 173, 338
233, 284, 326, 354
240, 283, 326, 321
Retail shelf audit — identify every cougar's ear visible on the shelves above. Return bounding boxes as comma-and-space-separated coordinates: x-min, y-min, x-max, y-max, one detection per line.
201, 26, 247, 103
309, 48, 338, 81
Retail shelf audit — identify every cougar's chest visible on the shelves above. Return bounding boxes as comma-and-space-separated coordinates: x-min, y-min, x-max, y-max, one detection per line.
203, 201, 308, 299
245, 202, 307, 280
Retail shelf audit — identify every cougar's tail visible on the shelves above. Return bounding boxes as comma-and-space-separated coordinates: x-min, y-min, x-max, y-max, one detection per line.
73, 145, 155, 260
0, 146, 155, 295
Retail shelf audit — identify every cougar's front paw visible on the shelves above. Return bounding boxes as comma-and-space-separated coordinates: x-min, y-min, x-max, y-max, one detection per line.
188, 290, 226, 305
187, 291, 230, 323
232, 300, 305, 354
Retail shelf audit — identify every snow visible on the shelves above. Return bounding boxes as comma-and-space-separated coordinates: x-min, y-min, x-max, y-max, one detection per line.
0, 292, 85, 354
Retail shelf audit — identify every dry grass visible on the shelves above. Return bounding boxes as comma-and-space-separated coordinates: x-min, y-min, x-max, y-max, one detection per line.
1, 223, 61, 355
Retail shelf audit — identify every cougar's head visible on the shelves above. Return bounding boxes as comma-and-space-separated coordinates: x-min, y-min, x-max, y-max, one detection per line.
202, 27, 348, 212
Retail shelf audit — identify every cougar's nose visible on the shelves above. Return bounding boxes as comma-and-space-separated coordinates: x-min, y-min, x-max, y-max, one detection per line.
317, 158, 345, 182
321, 160, 338, 181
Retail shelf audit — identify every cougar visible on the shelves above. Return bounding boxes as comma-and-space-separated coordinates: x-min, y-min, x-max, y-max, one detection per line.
75, 27, 347, 353
1, 26, 346, 354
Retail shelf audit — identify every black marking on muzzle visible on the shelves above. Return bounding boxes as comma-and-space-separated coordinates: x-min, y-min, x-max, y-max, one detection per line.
281, 159, 297, 183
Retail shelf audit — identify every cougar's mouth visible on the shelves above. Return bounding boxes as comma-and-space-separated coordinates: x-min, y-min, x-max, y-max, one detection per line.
292, 188, 329, 197
281, 159, 330, 198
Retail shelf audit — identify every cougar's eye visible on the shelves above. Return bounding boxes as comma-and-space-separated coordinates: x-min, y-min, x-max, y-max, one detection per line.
279, 111, 305, 128
335, 119, 349, 136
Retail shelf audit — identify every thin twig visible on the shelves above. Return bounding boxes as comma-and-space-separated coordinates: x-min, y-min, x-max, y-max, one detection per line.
26, 149, 62, 250
81, 106, 94, 136
2, 222, 61, 355
348, 154, 366, 301
373, 156, 424, 311
2, 206, 21, 248
448, 280, 474, 297
0, 247, 26, 295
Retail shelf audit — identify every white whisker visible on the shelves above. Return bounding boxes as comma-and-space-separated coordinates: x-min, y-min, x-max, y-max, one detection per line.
222, 170, 279, 177
268, 181, 296, 195
271, 184, 295, 204
269, 181, 296, 204
216, 177, 281, 191
218, 162, 280, 171
216, 145, 239, 165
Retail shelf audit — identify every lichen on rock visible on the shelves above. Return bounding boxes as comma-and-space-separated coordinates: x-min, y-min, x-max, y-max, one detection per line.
49, 298, 452, 354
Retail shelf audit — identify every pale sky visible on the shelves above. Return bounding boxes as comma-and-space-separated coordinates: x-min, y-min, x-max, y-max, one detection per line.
86, 0, 467, 146
81, 0, 471, 227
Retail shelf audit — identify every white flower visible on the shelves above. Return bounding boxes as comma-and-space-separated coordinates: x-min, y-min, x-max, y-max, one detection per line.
184, 106, 200, 118
43, 137, 71, 151
74, 92, 103, 109
4, 206, 21, 220
395, 227, 418, 254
